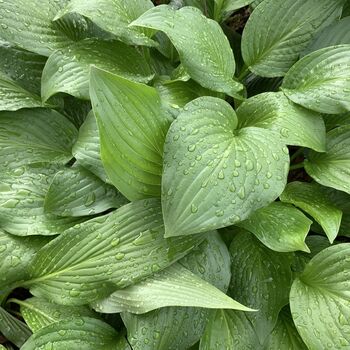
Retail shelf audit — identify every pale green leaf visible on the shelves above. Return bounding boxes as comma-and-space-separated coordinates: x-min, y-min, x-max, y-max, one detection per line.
0, 109, 77, 169
282, 45, 350, 114
0, 166, 83, 236
290, 244, 350, 349
21, 317, 119, 350
162, 96, 289, 237
229, 230, 293, 343
26, 199, 204, 305
237, 202, 311, 252
0, 230, 49, 291
42, 39, 153, 101
71, 110, 109, 183
92, 262, 251, 314
236, 92, 326, 151
44, 166, 128, 217
14, 297, 96, 333
305, 125, 350, 194
242, 0, 345, 77
304, 17, 350, 55
90, 67, 171, 201
280, 182, 342, 243
0, 306, 31, 348
131, 5, 243, 97
55, 0, 155, 46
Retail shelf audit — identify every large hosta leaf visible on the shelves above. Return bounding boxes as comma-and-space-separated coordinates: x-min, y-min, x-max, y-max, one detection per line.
122, 233, 232, 350
55, 0, 155, 46
131, 5, 243, 97
280, 182, 342, 243
90, 67, 171, 200
72, 110, 109, 182
237, 202, 311, 252
241, 0, 344, 77
282, 45, 350, 114
16, 297, 96, 333
0, 230, 49, 291
44, 166, 128, 217
304, 125, 350, 194
26, 199, 203, 305
0, 166, 82, 236
21, 317, 120, 350
236, 92, 326, 152
0, 0, 88, 56
42, 39, 153, 101
290, 244, 350, 349
0, 109, 77, 169
229, 230, 293, 343
162, 96, 289, 237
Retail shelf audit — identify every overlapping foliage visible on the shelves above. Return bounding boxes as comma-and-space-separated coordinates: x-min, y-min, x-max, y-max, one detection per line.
0, 0, 350, 348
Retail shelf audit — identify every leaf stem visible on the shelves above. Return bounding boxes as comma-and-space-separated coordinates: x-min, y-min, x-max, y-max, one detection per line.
289, 162, 305, 170
238, 65, 250, 81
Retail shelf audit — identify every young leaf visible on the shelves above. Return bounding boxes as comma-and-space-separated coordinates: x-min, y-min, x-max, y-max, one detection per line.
290, 244, 350, 349
0, 166, 83, 237
162, 96, 289, 237
26, 199, 204, 305
0, 109, 77, 169
44, 166, 128, 217
92, 262, 251, 314
90, 67, 171, 201
55, 0, 155, 47
304, 125, 350, 194
237, 202, 311, 252
15, 297, 96, 333
280, 182, 343, 243
236, 92, 326, 152
42, 39, 153, 101
131, 5, 243, 97
0, 306, 32, 348
282, 45, 350, 114
303, 17, 350, 56
241, 0, 345, 77
229, 231, 293, 343
21, 317, 120, 350
72, 110, 109, 183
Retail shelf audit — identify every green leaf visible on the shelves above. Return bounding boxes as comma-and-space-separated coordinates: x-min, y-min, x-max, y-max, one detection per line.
304, 18, 350, 55
236, 92, 326, 152
0, 230, 49, 291
263, 307, 307, 349
304, 125, 350, 194
26, 198, 204, 305
242, 0, 345, 77
0, 73, 43, 111
55, 0, 155, 47
122, 233, 233, 350
131, 5, 243, 97
214, 0, 254, 21
237, 202, 311, 252
323, 112, 350, 131
282, 45, 350, 114
92, 262, 251, 314
0, 109, 77, 169
14, 297, 96, 333
280, 182, 342, 243
44, 166, 128, 217
229, 230, 293, 343
42, 39, 153, 101
162, 96, 289, 237
290, 244, 350, 349
0, 306, 32, 348
72, 110, 109, 183
0, 166, 82, 236
90, 67, 171, 201
0, 0, 87, 56
21, 317, 119, 350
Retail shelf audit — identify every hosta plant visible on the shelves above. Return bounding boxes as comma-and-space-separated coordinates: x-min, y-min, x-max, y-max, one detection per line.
0, 0, 350, 349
